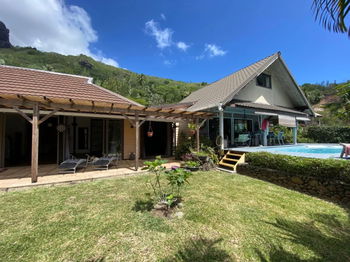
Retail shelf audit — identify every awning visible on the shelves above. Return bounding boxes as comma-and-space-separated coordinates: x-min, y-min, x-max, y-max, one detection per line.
278, 114, 296, 127
296, 116, 311, 121
254, 111, 278, 116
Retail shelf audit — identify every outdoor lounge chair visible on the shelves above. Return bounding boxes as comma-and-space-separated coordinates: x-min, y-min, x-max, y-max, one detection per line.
234, 134, 250, 146
58, 158, 87, 174
92, 154, 120, 170
340, 143, 350, 159
276, 132, 285, 145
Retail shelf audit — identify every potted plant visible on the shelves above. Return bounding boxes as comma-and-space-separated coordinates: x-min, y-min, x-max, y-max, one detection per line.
184, 160, 200, 171
194, 151, 210, 163
187, 122, 196, 135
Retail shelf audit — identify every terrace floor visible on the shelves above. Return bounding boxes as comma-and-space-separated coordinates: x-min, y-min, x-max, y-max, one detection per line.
0, 158, 181, 191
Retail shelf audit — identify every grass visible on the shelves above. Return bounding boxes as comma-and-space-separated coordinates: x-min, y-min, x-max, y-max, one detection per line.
0, 171, 349, 262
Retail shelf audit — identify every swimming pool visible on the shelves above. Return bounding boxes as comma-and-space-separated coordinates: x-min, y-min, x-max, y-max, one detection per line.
232, 144, 343, 159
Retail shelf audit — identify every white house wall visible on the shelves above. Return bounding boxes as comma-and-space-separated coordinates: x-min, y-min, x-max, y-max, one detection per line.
234, 66, 295, 108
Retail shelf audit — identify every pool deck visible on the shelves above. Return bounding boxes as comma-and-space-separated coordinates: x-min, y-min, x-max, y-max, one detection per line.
227, 143, 345, 159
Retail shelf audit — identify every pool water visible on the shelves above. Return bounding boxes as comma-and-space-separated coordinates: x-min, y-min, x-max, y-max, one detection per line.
232, 144, 343, 159
267, 145, 342, 154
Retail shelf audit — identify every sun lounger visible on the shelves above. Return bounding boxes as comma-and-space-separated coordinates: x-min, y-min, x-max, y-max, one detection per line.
58, 158, 87, 174
234, 134, 250, 146
340, 143, 350, 158
92, 155, 119, 170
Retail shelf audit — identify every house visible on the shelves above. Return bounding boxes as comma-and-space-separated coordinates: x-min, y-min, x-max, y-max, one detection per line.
0, 65, 211, 183
178, 52, 315, 149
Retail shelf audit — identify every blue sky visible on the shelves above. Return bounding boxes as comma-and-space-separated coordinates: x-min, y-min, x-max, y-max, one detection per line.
1, 0, 349, 85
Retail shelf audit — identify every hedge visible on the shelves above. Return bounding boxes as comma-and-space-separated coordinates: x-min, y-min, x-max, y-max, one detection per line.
306, 126, 350, 143
245, 152, 350, 183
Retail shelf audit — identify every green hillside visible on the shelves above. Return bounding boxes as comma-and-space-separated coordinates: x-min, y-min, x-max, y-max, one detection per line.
301, 81, 350, 125
0, 47, 205, 105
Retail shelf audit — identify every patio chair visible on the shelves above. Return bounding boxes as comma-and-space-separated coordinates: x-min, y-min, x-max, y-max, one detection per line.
340, 143, 350, 159
234, 134, 250, 146
92, 154, 120, 170
276, 132, 285, 145
58, 158, 87, 174
267, 132, 275, 145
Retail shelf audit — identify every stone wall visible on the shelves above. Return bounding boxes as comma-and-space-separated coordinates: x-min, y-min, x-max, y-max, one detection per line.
236, 163, 350, 206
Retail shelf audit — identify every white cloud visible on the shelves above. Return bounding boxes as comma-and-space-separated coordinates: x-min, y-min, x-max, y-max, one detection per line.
205, 44, 227, 57
0, 0, 119, 67
145, 19, 173, 49
176, 41, 190, 51
145, 18, 189, 53
196, 44, 227, 59
160, 13, 166, 20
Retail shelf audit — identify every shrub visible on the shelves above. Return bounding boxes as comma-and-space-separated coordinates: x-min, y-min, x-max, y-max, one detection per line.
142, 156, 192, 208
175, 132, 194, 159
306, 126, 350, 143
184, 161, 200, 168
245, 152, 350, 183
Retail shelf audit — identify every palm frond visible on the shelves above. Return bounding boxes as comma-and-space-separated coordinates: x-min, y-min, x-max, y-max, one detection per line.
312, 0, 350, 36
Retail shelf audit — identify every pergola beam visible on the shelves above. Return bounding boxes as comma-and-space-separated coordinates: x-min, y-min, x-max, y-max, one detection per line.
0, 98, 211, 120
12, 106, 32, 123
38, 109, 58, 125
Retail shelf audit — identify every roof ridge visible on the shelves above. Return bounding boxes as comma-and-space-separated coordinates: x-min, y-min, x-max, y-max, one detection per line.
0, 64, 92, 81
207, 52, 280, 87
186, 52, 280, 98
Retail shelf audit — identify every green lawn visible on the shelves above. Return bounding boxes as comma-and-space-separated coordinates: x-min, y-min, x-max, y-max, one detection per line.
0, 171, 349, 262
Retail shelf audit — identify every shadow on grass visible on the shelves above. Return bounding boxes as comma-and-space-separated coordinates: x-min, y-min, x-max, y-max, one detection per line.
132, 199, 154, 212
256, 209, 350, 262
162, 237, 234, 262
84, 257, 105, 262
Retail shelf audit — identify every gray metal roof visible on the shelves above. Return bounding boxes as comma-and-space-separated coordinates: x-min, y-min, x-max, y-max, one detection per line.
181, 52, 280, 111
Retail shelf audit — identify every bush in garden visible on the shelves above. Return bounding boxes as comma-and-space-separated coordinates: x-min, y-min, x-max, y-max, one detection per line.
245, 152, 350, 183
142, 156, 192, 208
306, 126, 350, 143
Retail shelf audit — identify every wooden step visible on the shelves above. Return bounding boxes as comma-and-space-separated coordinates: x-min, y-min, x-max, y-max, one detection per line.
222, 157, 238, 162
219, 162, 235, 168
227, 153, 243, 157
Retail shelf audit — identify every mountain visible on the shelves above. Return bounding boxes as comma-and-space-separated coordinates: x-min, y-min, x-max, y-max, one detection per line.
0, 46, 205, 105
301, 81, 350, 125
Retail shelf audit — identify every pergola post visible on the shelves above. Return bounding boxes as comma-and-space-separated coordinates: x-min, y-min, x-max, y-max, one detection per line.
135, 113, 140, 171
31, 103, 39, 183
196, 118, 200, 152
292, 123, 298, 145
218, 105, 224, 150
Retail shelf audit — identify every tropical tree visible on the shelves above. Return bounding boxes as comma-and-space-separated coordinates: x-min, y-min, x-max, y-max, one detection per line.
312, 0, 350, 36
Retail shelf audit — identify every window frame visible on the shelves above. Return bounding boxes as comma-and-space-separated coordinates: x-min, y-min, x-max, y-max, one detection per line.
256, 73, 272, 89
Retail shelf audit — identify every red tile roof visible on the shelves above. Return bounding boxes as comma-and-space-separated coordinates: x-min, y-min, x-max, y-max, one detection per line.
0, 65, 139, 106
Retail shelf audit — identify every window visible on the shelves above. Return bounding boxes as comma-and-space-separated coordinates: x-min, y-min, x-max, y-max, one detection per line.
256, 73, 271, 88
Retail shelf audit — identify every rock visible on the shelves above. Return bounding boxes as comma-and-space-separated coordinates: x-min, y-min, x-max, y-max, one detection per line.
177, 202, 184, 209
154, 203, 167, 210
327, 185, 336, 192
173, 211, 184, 219
309, 180, 319, 187
0, 21, 12, 48
79, 59, 93, 69
291, 176, 304, 185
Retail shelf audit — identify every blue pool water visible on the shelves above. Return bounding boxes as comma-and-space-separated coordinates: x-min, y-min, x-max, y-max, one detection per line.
232, 144, 343, 159
267, 145, 342, 154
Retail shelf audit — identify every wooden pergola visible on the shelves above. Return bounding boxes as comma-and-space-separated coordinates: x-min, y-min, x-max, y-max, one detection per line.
0, 93, 211, 183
